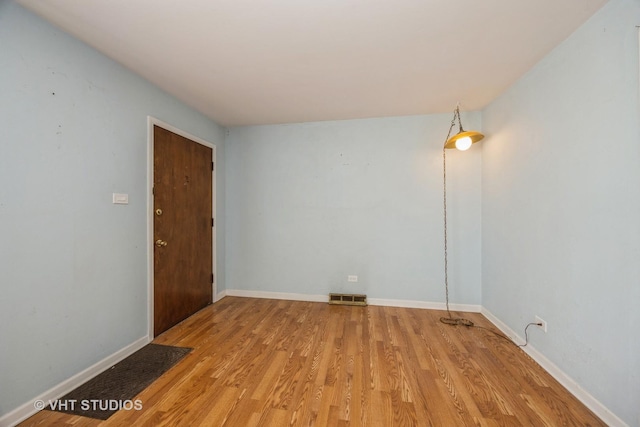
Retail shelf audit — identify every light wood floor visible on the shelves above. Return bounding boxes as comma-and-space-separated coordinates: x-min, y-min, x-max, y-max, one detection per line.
20, 297, 604, 426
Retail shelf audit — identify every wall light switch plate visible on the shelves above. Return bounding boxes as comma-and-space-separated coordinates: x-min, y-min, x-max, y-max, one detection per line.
112, 193, 129, 204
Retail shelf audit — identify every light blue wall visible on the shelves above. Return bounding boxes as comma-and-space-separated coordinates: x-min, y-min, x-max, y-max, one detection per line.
482, 0, 640, 424
226, 114, 482, 303
3, 0, 634, 423
0, 1, 225, 416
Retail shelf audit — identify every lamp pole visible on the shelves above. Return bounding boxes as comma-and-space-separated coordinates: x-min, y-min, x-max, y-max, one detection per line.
439, 105, 483, 327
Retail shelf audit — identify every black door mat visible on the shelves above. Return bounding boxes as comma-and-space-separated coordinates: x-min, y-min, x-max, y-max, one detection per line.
46, 343, 192, 420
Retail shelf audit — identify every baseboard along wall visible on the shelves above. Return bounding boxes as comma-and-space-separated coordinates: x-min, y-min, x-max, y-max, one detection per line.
0, 336, 150, 427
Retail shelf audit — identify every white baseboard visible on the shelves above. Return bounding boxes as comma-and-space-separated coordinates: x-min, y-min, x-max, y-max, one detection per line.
224, 289, 328, 302
222, 289, 483, 313
368, 297, 481, 312
481, 307, 628, 427
0, 335, 150, 427
215, 289, 227, 301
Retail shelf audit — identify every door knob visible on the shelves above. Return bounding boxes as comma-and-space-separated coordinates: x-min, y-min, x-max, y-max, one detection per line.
155, 209, 163, 216
155, 239, 168, 247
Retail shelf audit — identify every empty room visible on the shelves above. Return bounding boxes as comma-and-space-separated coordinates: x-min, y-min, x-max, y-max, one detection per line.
1, 0, 639, 426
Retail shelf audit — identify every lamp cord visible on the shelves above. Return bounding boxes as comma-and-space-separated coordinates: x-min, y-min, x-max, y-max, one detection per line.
440, 107, 474, 327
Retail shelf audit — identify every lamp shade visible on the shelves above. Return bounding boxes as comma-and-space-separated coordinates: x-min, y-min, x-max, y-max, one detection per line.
444, 130, 485, 150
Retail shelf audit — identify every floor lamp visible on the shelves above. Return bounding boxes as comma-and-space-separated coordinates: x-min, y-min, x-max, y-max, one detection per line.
440, 105, 484, 326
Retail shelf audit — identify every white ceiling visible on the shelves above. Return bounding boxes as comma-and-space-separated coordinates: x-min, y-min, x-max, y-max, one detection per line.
18, 0, 608, 127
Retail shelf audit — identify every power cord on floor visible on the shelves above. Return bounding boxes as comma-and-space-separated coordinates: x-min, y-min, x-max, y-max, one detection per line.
440, 316, 542, 348
440, 316, 474, 327
517, 322, 540, 347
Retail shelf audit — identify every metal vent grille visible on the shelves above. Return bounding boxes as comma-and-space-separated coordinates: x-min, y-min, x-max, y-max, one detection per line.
328, 293, 367, 306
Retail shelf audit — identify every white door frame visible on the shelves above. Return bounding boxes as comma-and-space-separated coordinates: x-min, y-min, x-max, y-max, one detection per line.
146, 116, 217, 339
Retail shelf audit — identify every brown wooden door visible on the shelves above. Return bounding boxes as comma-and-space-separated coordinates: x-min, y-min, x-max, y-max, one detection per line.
153, 125, 213, 336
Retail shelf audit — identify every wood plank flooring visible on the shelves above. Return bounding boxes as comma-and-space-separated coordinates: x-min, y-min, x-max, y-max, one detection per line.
20, 297, 604, 426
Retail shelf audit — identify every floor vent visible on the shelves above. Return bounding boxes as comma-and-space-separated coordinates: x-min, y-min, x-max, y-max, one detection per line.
328, 293, 367, 306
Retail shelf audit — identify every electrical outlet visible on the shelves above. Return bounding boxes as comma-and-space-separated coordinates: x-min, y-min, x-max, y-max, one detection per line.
347, 275, 358, 283
535, 316, 547, 333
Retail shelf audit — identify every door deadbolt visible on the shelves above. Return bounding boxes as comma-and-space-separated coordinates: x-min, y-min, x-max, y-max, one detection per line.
155, 239, 168, 247
155, 209, 163, 216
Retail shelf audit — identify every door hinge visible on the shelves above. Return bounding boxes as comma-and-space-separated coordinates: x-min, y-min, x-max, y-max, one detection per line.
152, 187, 155, 196
211, 217, 215, 227
211, 273, 214, 283
212, 161, 214, 171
